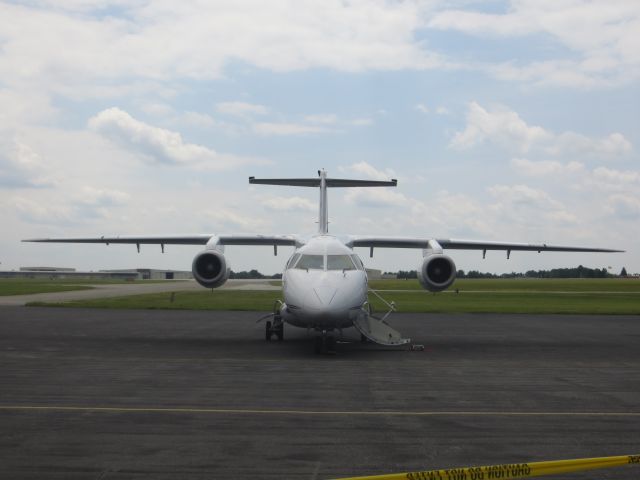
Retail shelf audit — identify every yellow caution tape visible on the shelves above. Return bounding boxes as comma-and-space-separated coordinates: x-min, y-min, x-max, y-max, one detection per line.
331, 454, 640, 480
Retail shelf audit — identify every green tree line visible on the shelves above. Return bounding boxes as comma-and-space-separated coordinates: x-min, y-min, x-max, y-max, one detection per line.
388, 266, 628, 279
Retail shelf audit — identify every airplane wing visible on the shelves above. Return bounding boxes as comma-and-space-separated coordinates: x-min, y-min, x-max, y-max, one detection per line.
23, 234, 302, 248
346, 236, 623, 254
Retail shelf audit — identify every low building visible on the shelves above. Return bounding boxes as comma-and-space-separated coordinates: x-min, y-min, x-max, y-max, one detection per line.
1, 268, 137, 280
1, 267, 191, 281
100, 268, 193, 280
365, 268, 382, 280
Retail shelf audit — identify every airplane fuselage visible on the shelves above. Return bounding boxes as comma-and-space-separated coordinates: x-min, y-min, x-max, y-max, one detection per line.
280, 234, 368, 330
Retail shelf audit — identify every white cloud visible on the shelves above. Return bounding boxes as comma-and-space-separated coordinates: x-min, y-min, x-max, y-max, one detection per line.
304, 114, 338, 125
139, 103, 239, 133
545, 210, 579, 225
592, 167, 640, 187
78, 186, 129, 207
484, 184, 585, 234
0, 137, 56, 188
10, 196, 76, 225
262, 196, 316, 212
512, 161, 640, 201
429, 1, 640, 88
510, 158, 585, 177
344, 188, 408, 208
215, 107, 370, 136
252, 122, 331, 136
350, 117, 374, 127
8, 186, 127, 226
0, 1, 442, 101
488, 184, 564, 210
452, 102, 632, 159
180, 112, 217, 129
339, 161, 397, 181
203, 208, 268, 231
551, 132, 632, 157
88, 107, 253, 169
451, 102, 552, 153
605, 194, 640, 219
139, 102, 174, 117
0, 89, 56, 127
216, 102, 269, 117
414, 103, 429, 114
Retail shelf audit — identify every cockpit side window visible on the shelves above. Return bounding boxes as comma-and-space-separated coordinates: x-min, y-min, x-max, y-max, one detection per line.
327, 255, 356, 271
295, 254, 324, 270
286, 253, 301, 270
350, 254, 364, 271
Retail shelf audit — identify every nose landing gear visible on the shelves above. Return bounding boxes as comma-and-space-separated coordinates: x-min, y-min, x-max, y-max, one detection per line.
314, 330, 336, 355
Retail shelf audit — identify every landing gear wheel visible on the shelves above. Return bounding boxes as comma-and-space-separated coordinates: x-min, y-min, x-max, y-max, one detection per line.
314, 332, 335, 355
265, 320, 272, 341
272, 314, 283, 341
326, 335, 336, 354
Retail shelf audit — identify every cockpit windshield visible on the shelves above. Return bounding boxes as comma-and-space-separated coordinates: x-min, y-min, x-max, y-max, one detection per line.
294, 254, 324, 270
327, 255, 356, 270
290, 252, 362, 271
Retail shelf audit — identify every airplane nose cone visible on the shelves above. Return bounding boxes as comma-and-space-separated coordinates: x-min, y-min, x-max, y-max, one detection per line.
313, 286, 337, 305
303, 285, 337, 312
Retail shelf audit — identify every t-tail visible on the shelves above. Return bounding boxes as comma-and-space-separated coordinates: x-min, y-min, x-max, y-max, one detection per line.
249, 170, 397, 234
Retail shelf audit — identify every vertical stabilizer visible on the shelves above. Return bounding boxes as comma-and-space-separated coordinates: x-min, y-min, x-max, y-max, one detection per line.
318, 169, 328, 234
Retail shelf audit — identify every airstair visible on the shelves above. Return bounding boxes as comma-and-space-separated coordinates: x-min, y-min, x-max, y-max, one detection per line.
352, 290, 410, 346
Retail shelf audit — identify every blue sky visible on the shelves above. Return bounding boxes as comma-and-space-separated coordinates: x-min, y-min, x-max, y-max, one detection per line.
1, 0, 638, 275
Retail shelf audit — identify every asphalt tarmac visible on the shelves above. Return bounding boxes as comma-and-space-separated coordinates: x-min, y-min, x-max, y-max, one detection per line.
0, 279, 279, 306
1, 307, 639, 479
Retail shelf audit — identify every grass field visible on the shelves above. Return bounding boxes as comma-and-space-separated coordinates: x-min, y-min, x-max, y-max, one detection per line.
0, 278, 174, 296
26, 278, 640, 315
369, 277, 640, 292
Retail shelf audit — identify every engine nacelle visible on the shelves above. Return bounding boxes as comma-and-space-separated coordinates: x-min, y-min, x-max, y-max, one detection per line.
418, 254, 456, 292
192, 250, 229, 288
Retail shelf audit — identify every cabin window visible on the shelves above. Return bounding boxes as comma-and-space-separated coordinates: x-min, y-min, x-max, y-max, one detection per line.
327, 255, 356, 271
295, 254, 324, 270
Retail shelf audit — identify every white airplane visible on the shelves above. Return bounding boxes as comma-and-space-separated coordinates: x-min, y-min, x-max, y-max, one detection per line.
25, 170, 622, 353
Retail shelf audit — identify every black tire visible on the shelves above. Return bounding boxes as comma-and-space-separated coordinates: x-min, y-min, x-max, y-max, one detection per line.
265, 321, 272, 341
327, 336, 336, 353
276, 327, 284, 341
314, 336, 322, 354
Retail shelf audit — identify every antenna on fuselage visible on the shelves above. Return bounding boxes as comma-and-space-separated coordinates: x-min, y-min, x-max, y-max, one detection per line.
249, 171, 397, 234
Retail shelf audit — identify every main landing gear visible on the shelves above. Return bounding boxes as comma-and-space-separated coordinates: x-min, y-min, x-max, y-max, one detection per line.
265, 302, 284, 342
263, 300, 284, 342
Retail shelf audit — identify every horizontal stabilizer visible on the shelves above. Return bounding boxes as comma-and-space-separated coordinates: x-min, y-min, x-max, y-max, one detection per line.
249, 177, 396, 187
